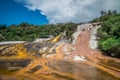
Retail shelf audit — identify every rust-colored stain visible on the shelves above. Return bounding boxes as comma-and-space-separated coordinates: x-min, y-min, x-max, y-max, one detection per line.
0, 25, 120, 80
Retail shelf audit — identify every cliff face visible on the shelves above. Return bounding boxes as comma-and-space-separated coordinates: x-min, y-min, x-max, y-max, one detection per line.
0, 23, 120, 80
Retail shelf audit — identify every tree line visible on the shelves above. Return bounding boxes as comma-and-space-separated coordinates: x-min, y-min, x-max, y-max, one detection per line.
0, 22, 77, 42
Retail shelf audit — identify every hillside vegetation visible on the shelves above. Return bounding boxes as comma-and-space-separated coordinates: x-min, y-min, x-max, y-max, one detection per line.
0, 22, 77, 42
0, 10, 120, 58
93, 10, 120, 58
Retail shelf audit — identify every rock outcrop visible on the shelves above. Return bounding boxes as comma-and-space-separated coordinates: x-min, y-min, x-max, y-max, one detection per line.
0, 22, 120, 80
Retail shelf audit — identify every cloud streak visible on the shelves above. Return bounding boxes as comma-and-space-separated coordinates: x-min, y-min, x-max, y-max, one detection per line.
15, 0, 120, 23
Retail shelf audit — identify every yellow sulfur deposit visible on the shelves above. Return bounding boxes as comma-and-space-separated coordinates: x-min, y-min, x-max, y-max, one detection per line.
49, 33, 63, 43
14, 44, 27, 57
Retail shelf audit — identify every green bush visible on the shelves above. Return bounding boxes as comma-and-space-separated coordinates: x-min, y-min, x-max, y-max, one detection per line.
97, 12, 120, 58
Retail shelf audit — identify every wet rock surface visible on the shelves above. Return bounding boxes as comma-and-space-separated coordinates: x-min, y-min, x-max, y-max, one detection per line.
27, 65, 42, 73
0, 23, 120, 80
47, 60, 120, 80
0, 59, 31, 69
0, 76, 19, 80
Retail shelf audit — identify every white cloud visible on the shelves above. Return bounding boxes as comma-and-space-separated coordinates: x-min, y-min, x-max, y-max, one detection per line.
15, 0, 120, 23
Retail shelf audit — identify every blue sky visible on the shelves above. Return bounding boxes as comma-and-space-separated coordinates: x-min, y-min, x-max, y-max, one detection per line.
0, 0, 120, 25
0, 0, 48, 25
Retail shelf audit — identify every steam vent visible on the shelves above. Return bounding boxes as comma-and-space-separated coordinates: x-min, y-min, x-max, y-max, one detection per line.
0, 23, 120, 80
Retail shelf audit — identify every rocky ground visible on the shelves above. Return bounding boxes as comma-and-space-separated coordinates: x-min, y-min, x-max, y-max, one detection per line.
0, 23, 120, 80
